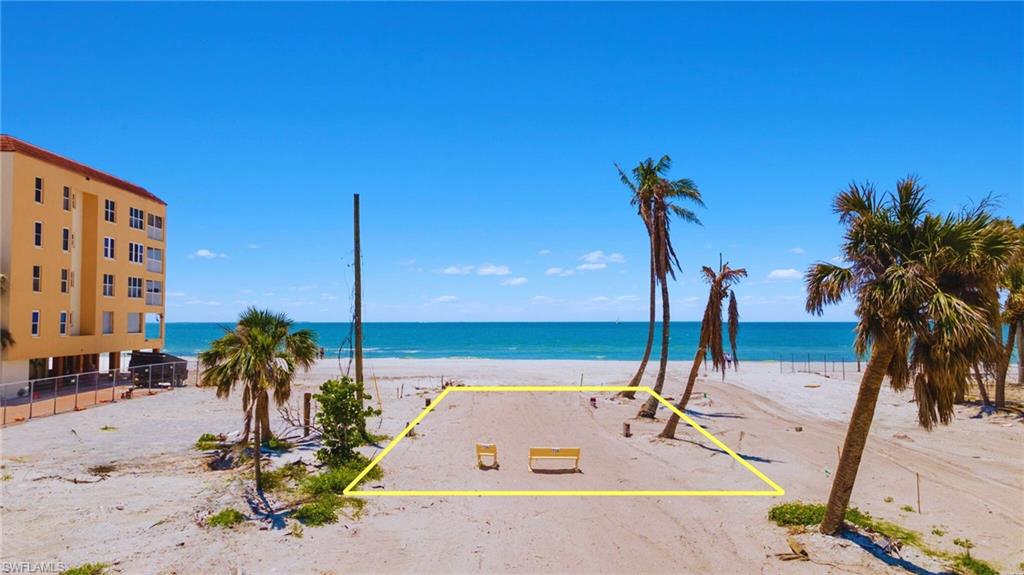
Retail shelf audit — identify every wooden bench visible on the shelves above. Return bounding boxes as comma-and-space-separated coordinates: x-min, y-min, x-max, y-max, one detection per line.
475, 443, 499, 469
528, 447, 581, 472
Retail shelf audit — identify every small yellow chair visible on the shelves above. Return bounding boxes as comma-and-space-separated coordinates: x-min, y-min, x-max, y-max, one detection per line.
528, 447, 581, 472
476, 443, 499, 469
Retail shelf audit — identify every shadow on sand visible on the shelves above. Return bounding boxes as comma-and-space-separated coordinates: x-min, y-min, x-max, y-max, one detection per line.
678, 439, 781, 464
841, 531, 951, 575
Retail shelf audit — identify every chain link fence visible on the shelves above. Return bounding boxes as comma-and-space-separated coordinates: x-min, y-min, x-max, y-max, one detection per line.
0, 360, 200, 426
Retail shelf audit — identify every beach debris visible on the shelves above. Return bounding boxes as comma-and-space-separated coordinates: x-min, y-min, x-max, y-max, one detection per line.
824, 466, 832, 477
622, 422, 632, 438
589, 397, 597, 408
793, 426, 803, 432
804, 384, 820, 388
425, 398, 431, 407
774, 536, 810, 561
892, 433, 914, 442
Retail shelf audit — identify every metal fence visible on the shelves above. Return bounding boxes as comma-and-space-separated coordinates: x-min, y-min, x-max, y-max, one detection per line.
0, 360, 200, 426
779, 353, 860, 380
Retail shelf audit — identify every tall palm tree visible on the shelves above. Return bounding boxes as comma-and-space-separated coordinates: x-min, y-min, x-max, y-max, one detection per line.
659, 264, 745, 439
805, 177, 1017, 535
993, 223, 1024, 406
620, 157, 703, 418
198, 308, 318, 489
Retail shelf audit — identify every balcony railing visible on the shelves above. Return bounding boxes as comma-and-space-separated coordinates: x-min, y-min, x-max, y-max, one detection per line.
146, 292, 162, 306
147, 226, 163, 241
147, 259, 162, 273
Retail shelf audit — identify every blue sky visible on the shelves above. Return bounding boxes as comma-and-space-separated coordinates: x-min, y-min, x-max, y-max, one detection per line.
3, 2, 1021, 322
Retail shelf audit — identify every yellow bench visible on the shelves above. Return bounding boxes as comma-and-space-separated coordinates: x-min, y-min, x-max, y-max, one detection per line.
528, 447, 581, 472
476, 443, 499, 469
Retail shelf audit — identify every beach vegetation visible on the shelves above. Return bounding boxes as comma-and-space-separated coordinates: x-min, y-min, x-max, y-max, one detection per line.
293, 495, 340, 526
314, 376, 381, 467
804, 178, 1019, 535
932, 527, 946, 536
195, 433, 227, 451
991, 222, 1024, 406
900, 504, 915, 513
262, 436, 293, 452
198, 307, 318, 490
60, 563, 109, 575
613, 157, 704, 416
261, 461, 309, 493
659, 263, 746, 438
207, 507, 246, 528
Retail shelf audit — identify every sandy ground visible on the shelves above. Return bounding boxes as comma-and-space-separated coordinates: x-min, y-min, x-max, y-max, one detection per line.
1, 359, 1021, 574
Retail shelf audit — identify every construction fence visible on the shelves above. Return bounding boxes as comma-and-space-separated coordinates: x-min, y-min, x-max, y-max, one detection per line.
0, 360, 201, 426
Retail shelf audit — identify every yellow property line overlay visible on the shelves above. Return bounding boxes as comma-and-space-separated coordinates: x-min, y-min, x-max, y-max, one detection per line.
342, 386, 785, 497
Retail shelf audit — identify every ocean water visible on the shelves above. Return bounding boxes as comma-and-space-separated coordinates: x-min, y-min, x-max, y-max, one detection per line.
163, 322, 873, 361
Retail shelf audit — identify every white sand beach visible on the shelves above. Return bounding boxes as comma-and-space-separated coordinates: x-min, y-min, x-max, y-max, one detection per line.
1, 359, 1021, 574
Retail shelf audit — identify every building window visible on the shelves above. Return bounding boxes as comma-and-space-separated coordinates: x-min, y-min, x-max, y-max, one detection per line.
146, 280, 163, 305
62, 228, 70, 251
129, 207, 144, 230
127, 312, 142, 334
34, 221, 42, 247
63, 186, 71, 211
103, 274, 115, 296
147, 213, 164, 241
59, 311, 68, 336
104, 237, 115, 259
104, 199, 116, 223
128, 242, 144, 264
32, 265, 41, 292
61, 269, 69, 293
128, 276, 143, 298
31, 310, 40, 336
147, 247, 163, 273
103, 311, 114, 335
34, 177, 43, 203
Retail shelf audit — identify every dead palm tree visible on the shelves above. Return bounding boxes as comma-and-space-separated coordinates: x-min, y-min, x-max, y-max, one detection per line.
659, 264, 746, 438
198, 308, 318, 489
805, 177, 1018, 535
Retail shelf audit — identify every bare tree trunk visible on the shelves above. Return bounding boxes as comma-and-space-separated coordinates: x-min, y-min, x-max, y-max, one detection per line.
253, 388, 264, 490
820, 340, 896, 535
638, 278, 671, 418
659, 345, 706, 439
621, 248, 656, 399
1017, 320, 1023, 386
973, 367, 991, 406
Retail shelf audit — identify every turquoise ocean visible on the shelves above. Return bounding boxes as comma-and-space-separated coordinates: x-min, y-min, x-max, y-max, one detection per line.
164, 322, 873, 361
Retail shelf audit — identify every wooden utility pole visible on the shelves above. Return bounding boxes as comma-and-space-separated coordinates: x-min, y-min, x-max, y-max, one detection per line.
354, 194, 364, 403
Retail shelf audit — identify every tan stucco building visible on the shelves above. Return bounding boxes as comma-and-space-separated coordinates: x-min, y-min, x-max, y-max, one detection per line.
0, 135, 167, 384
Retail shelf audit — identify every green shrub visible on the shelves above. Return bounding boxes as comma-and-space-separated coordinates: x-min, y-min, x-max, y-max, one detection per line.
195, 433, 226, 451
767, 502, 920, 547
300, 456, 382, 497
932, 528, 947, 537
261, 462, 309, 493
314, 377, 381, 466
767, 502, 828, 526
61, 564, 108, 575
293, 496, 339, 526
263, 436, 293, 452
207, 508, 246, 528
900, 504, 916, 513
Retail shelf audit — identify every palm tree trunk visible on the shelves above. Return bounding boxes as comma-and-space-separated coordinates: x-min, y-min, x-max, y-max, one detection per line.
621, 249, 657, 400
253, 388, 264, 490
973, 367, 990, 406
996, 321, 1018, 408
1017, 320, 1023, 386
820, 339, 896, 535
658, 345, 706, 439
258, 390, 272, 441
638, 278, 671, 418
240, 387, 252, 444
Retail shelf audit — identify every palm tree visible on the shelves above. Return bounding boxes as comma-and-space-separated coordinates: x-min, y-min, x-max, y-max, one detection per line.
619, 157, 703, 415
805, 177, 1017, 535
659, 264, 746, 439
993, 223, 1024, 406
198, 307, 318, 489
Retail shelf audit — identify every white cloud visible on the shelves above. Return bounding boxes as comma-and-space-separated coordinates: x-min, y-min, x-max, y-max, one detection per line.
501, 277, 528, 286
545, 267, 575, 277
167, 291, 185, 298
768, 268, 802, 280
590, 296, 611, 302
442, 265, 474, 275
434, 295, 459, 303
615, 295, 640, 302
248, 244, 261, 249
477, 264, 510, 276
580, 250, 625, 264
789, 247, 805, 254
576, 263, 607, 271
190, 248, 225, 259
538, 249, 551, 255
531, 295, 556, 303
